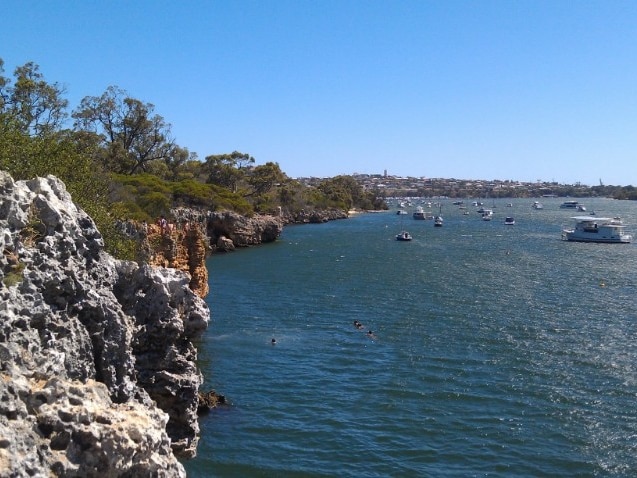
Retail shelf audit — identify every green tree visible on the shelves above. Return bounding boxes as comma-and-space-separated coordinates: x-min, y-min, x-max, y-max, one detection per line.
0, 59, 9, 112
247, 161, 285, 196
0, 59, 68, 136
72, 86, 175, 175
202, 151, 255, 192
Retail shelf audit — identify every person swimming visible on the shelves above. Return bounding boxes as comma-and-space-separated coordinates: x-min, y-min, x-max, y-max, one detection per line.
271, 338, 276, 345
353, 320, 364, 329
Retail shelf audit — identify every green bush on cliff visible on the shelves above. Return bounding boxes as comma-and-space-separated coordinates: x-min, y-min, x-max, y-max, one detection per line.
110, 173, 254, 220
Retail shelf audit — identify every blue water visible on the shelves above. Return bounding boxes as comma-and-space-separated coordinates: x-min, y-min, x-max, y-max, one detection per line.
185, 198, 637, 477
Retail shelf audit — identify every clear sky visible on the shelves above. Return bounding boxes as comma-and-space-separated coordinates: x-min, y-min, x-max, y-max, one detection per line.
3, 0, 637, 186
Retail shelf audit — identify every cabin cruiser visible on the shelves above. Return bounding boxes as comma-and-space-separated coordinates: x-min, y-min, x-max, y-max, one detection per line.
504, 217, 515, 225
560, 200, 580, 209
413, 206, 432, 220
562, 216, 632, 243
434, 215, 443, 227
532, 201, 543, 210
481, 209, 493, 221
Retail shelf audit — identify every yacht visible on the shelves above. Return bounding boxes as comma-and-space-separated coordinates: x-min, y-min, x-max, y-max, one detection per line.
504, 217, 515, 225
560, 200, 580, 209
413, 206, 432, 220
562, 216, 632, 243
481, 209, 493, 221
532, 201, 543, 210
434, 204, 443, 227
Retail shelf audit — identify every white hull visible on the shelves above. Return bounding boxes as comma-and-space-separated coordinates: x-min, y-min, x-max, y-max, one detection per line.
563, 231, 631, 243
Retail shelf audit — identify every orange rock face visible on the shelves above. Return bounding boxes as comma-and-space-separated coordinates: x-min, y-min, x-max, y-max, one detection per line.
143, 223, 209, 299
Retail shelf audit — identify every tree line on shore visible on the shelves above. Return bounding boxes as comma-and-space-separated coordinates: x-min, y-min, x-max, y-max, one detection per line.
0, 59, 386, 259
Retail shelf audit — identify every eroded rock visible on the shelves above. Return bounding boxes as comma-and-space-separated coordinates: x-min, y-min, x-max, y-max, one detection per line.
0, 171, 210, 476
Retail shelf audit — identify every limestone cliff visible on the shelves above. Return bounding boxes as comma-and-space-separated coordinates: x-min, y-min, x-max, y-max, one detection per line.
283, 208, 349, 224
161, 208, 283, 254
0, 172, 209, 476
140, 222, 209, 299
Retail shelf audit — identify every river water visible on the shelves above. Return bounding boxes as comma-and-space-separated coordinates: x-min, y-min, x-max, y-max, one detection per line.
184, 198, 637, 477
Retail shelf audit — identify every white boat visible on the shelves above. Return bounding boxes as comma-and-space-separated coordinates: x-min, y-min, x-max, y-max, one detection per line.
577, 204, 587, 212
413, 206, 432, 220
504, 217, 515, 225
560, 200, 580, 209
532, 201, 543, 210
434, 204, 443, 227
481, 209, 493, 221
396, 231, 412, 241
562, 216, 632, 243
396, 210, 408, 215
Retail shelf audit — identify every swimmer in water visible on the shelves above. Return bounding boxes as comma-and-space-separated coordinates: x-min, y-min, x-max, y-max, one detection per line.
271, 338, 276, 345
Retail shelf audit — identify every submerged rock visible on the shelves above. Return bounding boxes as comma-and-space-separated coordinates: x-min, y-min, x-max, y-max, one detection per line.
197, 390, 226, 414
0, 171, 210, 476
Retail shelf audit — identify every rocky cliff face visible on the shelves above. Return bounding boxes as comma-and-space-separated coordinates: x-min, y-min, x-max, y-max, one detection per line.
140, 222, 210, 299
206, 210, 283, 251
163, 209, 282, 253
0, 172, 209, 476
283, 208, 349, 224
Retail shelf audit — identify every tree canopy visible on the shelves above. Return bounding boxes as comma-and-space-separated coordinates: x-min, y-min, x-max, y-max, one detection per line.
72, 85, 177, 175
0, 59, 68, 136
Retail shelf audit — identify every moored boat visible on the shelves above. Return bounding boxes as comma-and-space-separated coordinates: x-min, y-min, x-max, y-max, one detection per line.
434, 204, 443, 227
396, 231, 413, 241
504, 217, 515, 225
413, 206, 425, 220
562, 216, 632, 243
413, 206, 432, 220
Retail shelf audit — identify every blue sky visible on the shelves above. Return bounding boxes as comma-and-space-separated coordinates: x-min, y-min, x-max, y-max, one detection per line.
3, 0, 637, 186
